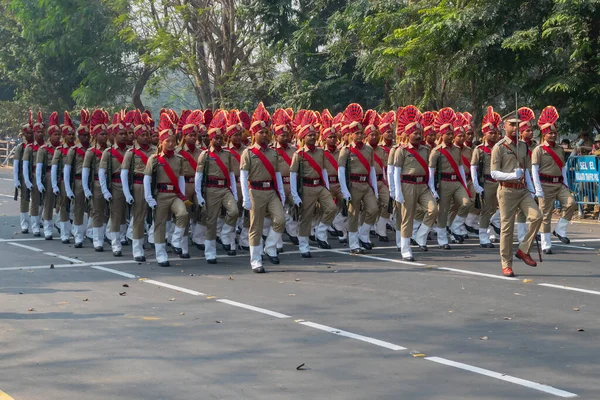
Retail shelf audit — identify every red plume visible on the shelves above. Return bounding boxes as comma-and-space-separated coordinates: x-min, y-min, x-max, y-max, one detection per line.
434, 107, 456, 135
177, 110, 191, 134
298, 110, 318, 139
378, 110, 395, 133
47, 111, 60, 135
90, 109, 107, 136
250, 102, 271, 135
237, 110, 251, 130
396, 105, 423, 136
226, 109, 243, 137
273, 108, 293, 136
481, 106, 501, 134
208, 109, 227, 139
538, 106, 559, 135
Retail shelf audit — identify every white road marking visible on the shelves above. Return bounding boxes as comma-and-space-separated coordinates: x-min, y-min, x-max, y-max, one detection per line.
144, 279, 206, 296
425, 356, 578, 398
43, 252, 85, 264
217, 299, 290, 318
0, 264, 84, 271
538, 283, 600, 296
0, 194, 14, 198
299, 321, 406, 351
330, 248, 426, 266
552, 243, 597, 250
0, 238, 45, 242
437, 267, 520, 281
7, 242, 43, 252
90, 266, 138, 279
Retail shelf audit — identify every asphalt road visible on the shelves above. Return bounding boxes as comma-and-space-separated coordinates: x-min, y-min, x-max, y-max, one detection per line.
0, 166, 599, 399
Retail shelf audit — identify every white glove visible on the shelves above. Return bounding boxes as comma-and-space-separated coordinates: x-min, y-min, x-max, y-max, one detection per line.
369, 166, 379, 200
514, 168, 524, 179
197, 194, 206, 207
98, 168, 111, 200
387, 164, 395, 199
51, 164, 59, 193
474, 183, 484, 195
395, 189, 404, 204
53, 186, 60, 196
240, 169, 251, 210
13, 160, 20, 188
292, 194, 302, 206
103, 191, 112, 201
535, 188, 544, 198
428, 167, 439, 200
194, 172, 206, 207
276, 172, 286, 204
125, 193, 134, 204
147, 197, 157, 208
338, 166, 351, 201
121, 169, 134, 205
289, 172, 302, 206
229, 172, 238, 201
243, 198, 252, 210
342, 188, 351, 201
143, 174, 157, 208
23, 160, 33, 189
64, 164, 74, 199
36, 162, 44, 192
84, 188, 92, 199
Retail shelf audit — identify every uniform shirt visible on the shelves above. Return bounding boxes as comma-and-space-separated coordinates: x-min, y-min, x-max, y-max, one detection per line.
338, 142, 374, 174
429, 142, 464, 172
240, 143, 280, 181
227, 143, 246, 180
523, 139, 538, 157
290, 145, 324, 179
144, 152, 185, 185
387, 144, 403, 166
490, 136, 530, 184
23, 141, 44, 166
65, 144, 90, 175
197, 146, 234, 178
83, 145, 107, 170
51, 143, 74, 168
273, 142, 296, 178
471, 142, 495, 177
122, 144, 156, 176
532, 140, 565, 176
394, 142, 429, 176
14, 141, 30, 162
458, 144, 473, 179
381, 142, 393, 164
176, 143, 201, 178
371, 144, 387, 176
323, 144, 340, 178
99, 143, 129, 177
36, 143, 59, 169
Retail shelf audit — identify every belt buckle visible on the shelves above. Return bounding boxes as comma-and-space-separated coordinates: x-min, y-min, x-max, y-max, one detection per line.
218, 180, 225, 185
262, 182, 270, 188
553, 177, 559, 183
166, 184, 174, 191
360, 176, 367, 182
451, 174, 457, 180
313, 179, 320, 185
416, 177, 423, 183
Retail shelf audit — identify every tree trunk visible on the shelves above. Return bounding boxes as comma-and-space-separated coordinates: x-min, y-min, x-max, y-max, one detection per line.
132, 66, 155, 111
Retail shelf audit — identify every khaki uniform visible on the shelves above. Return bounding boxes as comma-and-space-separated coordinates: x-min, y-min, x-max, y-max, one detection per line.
121, 144, 155, 240
36, 143, 58, 224
65, 144, 89, 245
516, 141, 538, 225
14, 142, 30, 215
100, 144, 128, 235
471, 142, 499, 230
324, 145, 343, 208
83, 146, 108, 229
388, 144, 403, 231
290, 145, 336, 239
373, 144, 391, 219
51, 143, 74, 224
273, 143, 297, 241
228, 143, 249, 239
491, 137, 542, 269
177, 143, 202, 231
23, 143, 43, 223
532, 141, 576, 249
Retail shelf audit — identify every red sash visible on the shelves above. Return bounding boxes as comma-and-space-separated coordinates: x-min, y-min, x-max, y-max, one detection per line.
480, 145, 492, 155
91, 148, 103, 158
250, 147, 280, 198
208, 151, 231, 189
45, 146, 55, 157
61, 147, 69, 156
132, 149, 150, 166
324, 151, 338, 170
276, 147, 292, 166
227, 148, 241, 163
349, 146, 374, 189
300, 150, 324, 184
157, 155, 185, 200
404, 146, 429, 184
179, 150, 197, 171
373, 152, 388, 185
541, 145, 564, 170
461, 155, 471, 176
110, 148, 125, 164
438, 147, 471, 196
75, 147, 86, 158
382, 145, 391, 156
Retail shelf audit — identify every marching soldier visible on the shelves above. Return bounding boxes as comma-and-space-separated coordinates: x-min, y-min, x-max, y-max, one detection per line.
143, 112, 191, 267
337, 103, 379, 254
51, 111, 76, 243
36, 112, 62, 240
239, 102, 286, 273
428, 108, 471, 249
289, 110, 337, 257
490, 108, 542, 277
194, 110, 239, 263
64, 110, 91, 248
393, 106, 439, 260
516, 115, 539, 242
82, 109, 110, 251
22, 112, 46, 237
14, 111, 34, 234
227, 110, 250, 250
321, 111, 346, 243
471, 107, 501, 248
121, 111, 156, 261
531, 106, 576, 254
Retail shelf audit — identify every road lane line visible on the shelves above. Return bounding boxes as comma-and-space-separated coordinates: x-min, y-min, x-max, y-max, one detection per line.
329, 249, 426, 266
0, 264, 85, 271
217, 299, 290, 318
91, 266, 138, 279
552, 243, 596, 250
437, 267, 520, 281
538, 283, 600, 296
298, 321, 406, 350
43, 252, 85, 263
0, 238, 45, 242
143, 279, 206, 296
0, 194, 14, 198
0, 389, 15, 399
8, 242, 44, 252
425, 357, 578, 398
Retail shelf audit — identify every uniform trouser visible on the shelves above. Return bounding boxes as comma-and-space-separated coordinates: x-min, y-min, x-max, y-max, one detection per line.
347, 183, 378, 232
378, 181, 391, 219
236, 183, 250, 229
249, 189, 285, 246
394, 202, 403, 231
437, 181, 469, 229
205, 188, 239, 240
72, 180, 86, 226
400, 183, 438, 238
298, 185, 336, 237
109, 183, 126, 232
154, 193, 189, 244
58, 181, 70, 222
90, 181, 107, 228
29, 177, 40, 217
498, 186, 542, 268
449, 180, 477, 223
479, 180, 499, 229
538, 183, 576, 233
20, 176, 29, 213
414, 205, 425, 224
184, 182, 197, 236
42, 173, 54, 221
131, 184, 147, 239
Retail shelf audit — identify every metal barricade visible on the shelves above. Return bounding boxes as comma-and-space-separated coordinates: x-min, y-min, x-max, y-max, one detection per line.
566, 155, 599, 213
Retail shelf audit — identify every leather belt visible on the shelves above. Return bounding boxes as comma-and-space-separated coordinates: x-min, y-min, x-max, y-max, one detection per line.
328, 175, 338, 183
157, 183, 177, 193
401, 174, 426, 184
441, 172, 459, 181
539, 174, 563, 184
500, 182, 526, 189
133, 173, 144, 184
302, 177, 322, 187
206, 177, 228, 188
111, 172, 121, 183
250, 180, 274, 190
282, 176, 290, 184
350, 174, 369, 183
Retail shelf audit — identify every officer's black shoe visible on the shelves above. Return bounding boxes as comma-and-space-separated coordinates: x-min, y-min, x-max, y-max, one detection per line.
253, 266, 265, 273
261, 235, 267, 242
277, 247, 284, 254
536, 233, 541, 241
21, 229, 29, 234
62, 239, 70, 244
317, 239, 331, 249
329, 227, 344, 237
404, 256, 415, 262
54, 224, 61, 234
480, 242, 495, 248
33, 232, 41, 237
350, 248, 365, 255
543, 248, 553, 255
289, 236, 299, 245
222, 243, 231, 251
418, 245, 428, 252
195, 243, 205, 251
301, 252, 312, 258
74, 242, 83, 248
359, 240, 373, 250
309, 235, 317, 242
386, 223, 395, 232
158, 261, 170, 267
172, 246, 183, 255
267, 254, 280, 265
552, 231, 570, 244
410, 238, 418, 246
228, 250, 237, 256
490, 223, 501, 235
94, 246, 104, 252
465, 225, 478, 234
339, 238, 348, 245
216, 236, 223, 245
45, 236, 53, 240
370, 230, 378, 238
113, 251, 123, 257
104, 236, 111, 244
451, 233, 464, 244
179, 253, 190, 259
439, 244, 451, 250
491, 237, 500, 243
378, 235, 389, 242
121, 239, 130, 246
241, 245, 250, 251
134, 256, 146, 262
207, 259, 217, 264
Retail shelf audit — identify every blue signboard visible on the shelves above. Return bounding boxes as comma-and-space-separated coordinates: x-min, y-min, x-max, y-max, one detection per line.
574, 156, 599, 183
